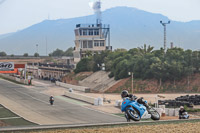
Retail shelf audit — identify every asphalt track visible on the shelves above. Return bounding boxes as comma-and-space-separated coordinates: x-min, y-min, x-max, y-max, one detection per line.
0, 79, 125, 125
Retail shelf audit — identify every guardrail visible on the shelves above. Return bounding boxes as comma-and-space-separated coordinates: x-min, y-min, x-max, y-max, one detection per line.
64, 91, 103, 105
0, 74, 29, 85
1, 118, 200, 132
56, 81, 90, 92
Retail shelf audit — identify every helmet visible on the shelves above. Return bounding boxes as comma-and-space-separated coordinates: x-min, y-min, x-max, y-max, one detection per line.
121, 90, 128, 98
180, 106, 184, 109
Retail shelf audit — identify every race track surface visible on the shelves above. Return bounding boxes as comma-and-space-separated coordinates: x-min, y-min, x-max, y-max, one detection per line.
0, 79, 125, 125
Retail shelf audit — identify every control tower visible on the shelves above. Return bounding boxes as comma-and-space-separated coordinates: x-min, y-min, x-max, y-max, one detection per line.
73, 0, 111, 63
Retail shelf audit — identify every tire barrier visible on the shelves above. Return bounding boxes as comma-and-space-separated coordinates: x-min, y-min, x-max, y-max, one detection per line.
159, 95, 200, 108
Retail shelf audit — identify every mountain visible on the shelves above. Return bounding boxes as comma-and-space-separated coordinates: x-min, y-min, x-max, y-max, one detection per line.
0, 32, 14, 40
0, 6, 200, 55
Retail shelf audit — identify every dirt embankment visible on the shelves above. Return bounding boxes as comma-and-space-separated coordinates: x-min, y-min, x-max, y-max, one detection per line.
62, 72, 200, 93
62, 72, 93, 85
105, 73, 200, 93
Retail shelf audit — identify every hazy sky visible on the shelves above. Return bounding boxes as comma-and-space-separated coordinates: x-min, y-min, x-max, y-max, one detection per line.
0, 0, 200, 35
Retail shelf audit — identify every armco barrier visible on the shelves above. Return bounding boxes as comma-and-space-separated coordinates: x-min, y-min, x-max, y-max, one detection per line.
56, 81, 90, 92
1, 118, 200, 132
0, 74, 29, 85
64, 91, 103, 105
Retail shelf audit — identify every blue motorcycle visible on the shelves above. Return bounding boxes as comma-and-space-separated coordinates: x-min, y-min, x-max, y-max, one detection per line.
121, 96, 160, 121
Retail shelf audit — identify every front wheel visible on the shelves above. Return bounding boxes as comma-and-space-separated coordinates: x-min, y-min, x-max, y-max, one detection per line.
148, 108, 160, 120
126, 107, 141, 121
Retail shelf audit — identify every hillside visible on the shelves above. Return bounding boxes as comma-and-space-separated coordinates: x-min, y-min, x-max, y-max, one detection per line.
106, 73, 200, 93
79, 71, 121, 92
61, 70, 200, 93
1, 6, 200, 55
61, 71, 121, 92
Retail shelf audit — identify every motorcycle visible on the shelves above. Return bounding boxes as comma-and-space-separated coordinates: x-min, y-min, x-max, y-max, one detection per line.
49, 97, 54, 105
121, 96, 160, 121
179, 112, 189, 119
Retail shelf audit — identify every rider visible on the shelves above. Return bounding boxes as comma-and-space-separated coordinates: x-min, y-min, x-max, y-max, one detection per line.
121, 90, 135, 99
121, 90, 136, 121
121, 90, 148, 107
49, 95, 54, 105
179, 106, 186, 119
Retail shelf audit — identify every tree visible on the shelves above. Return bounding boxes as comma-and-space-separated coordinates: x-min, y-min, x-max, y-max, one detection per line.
74, 44, 200, 86
0, 51, 7, 56
10, 54, 14, 57
138, 44, 154, 55
63, 47, 73, 56
50, 49, 64, 57
23, 53, 28, 57
74, 58, 92, 73
34, 53, 39, 57
85, 50, 92, 57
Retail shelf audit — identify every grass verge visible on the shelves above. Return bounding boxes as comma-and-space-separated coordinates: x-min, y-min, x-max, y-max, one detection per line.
0, 105, 36, 127
0, 108, 18, 118
2, 118, 36, 126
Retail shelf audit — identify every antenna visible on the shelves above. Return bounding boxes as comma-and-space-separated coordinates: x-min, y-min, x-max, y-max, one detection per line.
160, 20, 170, 53
45, 36, 48, 56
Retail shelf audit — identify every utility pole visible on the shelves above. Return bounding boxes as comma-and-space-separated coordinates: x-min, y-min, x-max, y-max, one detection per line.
160, 21, 170, 53
45, 37, 48, 56
128, 72, 133, 94
36, 44, 38, 53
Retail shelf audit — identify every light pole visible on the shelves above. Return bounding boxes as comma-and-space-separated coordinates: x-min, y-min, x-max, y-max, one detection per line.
160, 21, 170, 53
98, 63, 105, 101
128, 72, 133, 94
36, 44, 38, 54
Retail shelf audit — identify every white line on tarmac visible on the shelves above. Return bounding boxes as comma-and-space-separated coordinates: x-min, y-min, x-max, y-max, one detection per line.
1, 78, 123, 119
58, 96, 124, 119
82, 106, 124, 119
12, 88, 50, 105
0, 117, 21, 120
1, 78, 58, 106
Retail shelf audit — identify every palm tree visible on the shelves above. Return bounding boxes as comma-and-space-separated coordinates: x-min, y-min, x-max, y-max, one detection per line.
138, 44, 154, 55
85, 50, 93, 57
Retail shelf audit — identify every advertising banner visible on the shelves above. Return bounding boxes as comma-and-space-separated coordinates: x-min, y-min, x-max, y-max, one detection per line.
0, 62, 14, 71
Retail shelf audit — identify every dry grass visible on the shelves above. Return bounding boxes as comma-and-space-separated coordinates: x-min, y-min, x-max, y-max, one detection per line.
29, 122, 200, 133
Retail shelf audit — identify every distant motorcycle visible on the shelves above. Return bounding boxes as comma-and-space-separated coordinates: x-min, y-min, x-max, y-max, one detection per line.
179, 112, 189, 119
121, 96, 160, 121
49, 96, 54, 105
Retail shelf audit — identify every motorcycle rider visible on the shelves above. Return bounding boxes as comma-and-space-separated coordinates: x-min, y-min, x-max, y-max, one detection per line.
49, 95, 54, 105
121, 90, 150, 121
121, 90, 137, 121
121, 90, 135, 99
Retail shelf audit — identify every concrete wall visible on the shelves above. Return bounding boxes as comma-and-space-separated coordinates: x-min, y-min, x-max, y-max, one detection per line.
64, 91, 103, 105
56, 81, 90, 92
0, 74, 29, 85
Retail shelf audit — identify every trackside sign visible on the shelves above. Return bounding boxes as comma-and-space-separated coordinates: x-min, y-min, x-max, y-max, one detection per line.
0, 62, 14, 71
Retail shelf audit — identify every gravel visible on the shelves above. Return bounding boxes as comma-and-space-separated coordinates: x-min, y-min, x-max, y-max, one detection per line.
29, 122, 200, 133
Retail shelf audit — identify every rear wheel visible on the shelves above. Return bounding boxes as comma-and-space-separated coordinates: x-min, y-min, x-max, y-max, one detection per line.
148, 107, 160, 120
126, 107, 141, 121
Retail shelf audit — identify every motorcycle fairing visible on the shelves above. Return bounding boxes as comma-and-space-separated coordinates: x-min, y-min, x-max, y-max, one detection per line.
121, 99, 147, 117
